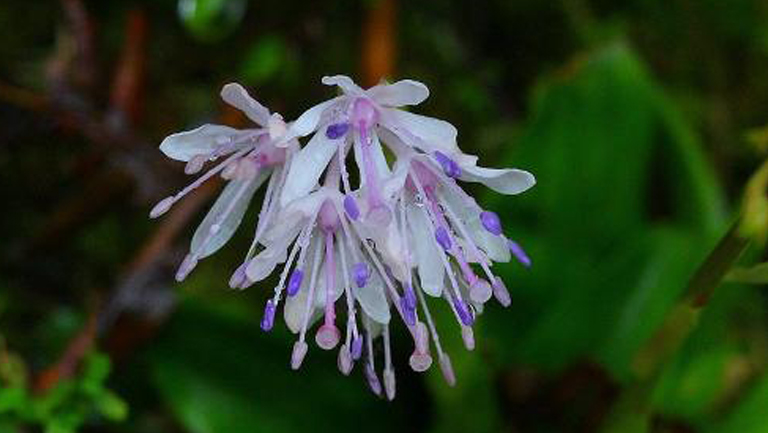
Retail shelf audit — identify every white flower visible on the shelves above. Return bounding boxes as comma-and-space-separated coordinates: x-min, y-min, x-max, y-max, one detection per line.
151, 76, 537, 400
149, 83, 299, 283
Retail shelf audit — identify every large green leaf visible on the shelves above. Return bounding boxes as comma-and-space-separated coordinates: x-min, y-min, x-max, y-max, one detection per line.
482, 41, 726, 380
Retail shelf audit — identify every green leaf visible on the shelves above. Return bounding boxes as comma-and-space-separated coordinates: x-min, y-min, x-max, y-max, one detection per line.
726, 262, 768, 284
483, 41, 726, 380
178, 0, 246, 43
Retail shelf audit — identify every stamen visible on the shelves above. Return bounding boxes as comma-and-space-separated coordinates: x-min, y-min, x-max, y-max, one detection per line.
480, 211, 503, 236
383, 326, 396, 401
416, 281, 455, 385
364, 327, 383, 396
228, 261, 249, 289
326, 122, 350, 139
435, 226, 452, 251
338, 344, 353, 375
351, 334, 363, 360
508, 239, 532, 267
439, 353, 456, 387
343, 195, 360, 220
461, 326, 475, 351
260, 299, 276, 331
433, 151, 462, 178
175, 254, 198, 282
287, 270, 303, 296
291, 340, 308, 370
316, 231, 340, 350
151, 145, 251, 218
297, 239, 324, 346
492, 277, 512, 307
353, 262, 370, 288
469, 278, 493, 304
452, 296, 474, 327
408, 322, 432, 372
185, 154, 207, 175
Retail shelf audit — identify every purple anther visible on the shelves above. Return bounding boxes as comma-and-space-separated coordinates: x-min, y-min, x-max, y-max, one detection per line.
400, 296, 416, 326
287, 269, 303, 296
492, 277, 512, 307
353, 262, 370, 288
338, 346, 353, 375
453, 298, 474, 326
291, 340, 308, 370
325, 122, 350, 139
364, 363, 383, 396
260, 300, 276, 331
351, 335, 363, 360
343, 195, 360, 220
434, 151, 462, 178
508, 239, 532, 267
435, 226, 452, 251
228, 262, 248, 289
439, 353, 457, 387
175, 254, 198, 282
404, 284, 417, 311
480, 211, 503, 236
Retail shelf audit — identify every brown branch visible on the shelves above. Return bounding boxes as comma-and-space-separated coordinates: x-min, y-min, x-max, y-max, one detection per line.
362, 0, 397, 86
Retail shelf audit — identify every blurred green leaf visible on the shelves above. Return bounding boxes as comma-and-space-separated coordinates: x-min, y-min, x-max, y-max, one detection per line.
178, 0, 246, 43
484, 41, 726, 380
708, 371, 768, 433
240, 35, 291, 85
726, 262, 768, 284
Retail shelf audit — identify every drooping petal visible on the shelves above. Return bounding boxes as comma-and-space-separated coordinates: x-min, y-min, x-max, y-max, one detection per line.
321, 75, 365, 95
353, 268, 391, 324
220, 83, 271, 126
245, 244, 288, 282
460, 165, 536, 195
380, 109, 461, 156
159, 124, 241, 162
280, 132, 339, 206
407, 205, 444, 297
190, 171, 269, 259
367, 79, 429, 107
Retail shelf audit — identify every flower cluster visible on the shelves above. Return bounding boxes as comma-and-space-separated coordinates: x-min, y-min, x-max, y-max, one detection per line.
151, 76, 535, 399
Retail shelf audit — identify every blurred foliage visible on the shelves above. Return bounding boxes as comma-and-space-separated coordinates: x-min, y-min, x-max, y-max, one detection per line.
0, 348, 127, 433
3, 0, 768, 433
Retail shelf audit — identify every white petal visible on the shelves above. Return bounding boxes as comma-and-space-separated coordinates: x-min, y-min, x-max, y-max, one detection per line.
190, 171, 269, 259
279, 132, 339, 206
352, 130, 392, 190
321, 75, 364, 95
380, 109, 461, 155
354, 270, 391, 324
382, 159, 410, 200
283, 98, 341, 142
220, 83, 271, 126
460, 166, 536, 195
367, 79, 429, 107
159, 124, 241, 162
407, 205, 444, 297
245, 245, 287, 282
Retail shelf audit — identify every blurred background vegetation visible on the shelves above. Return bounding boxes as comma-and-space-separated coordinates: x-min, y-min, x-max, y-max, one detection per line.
2, 0, 768, 432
